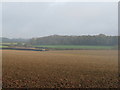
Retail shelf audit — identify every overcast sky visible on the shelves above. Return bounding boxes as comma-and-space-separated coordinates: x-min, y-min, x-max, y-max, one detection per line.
2, 2, 118, 39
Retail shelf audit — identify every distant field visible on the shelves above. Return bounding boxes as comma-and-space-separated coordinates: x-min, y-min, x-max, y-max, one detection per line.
0, 43, 16, 48
2, 50, 118, 88
33, 45, 115, 50
1, 43, 117, 50
0, 46, 8, 48
0, 43, 17, 45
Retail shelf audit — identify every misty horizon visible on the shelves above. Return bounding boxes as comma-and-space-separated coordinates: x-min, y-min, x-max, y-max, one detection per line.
1, 34, 118, 39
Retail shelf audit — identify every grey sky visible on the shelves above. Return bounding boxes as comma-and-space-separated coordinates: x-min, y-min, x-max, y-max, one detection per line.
2, 2, 118, 38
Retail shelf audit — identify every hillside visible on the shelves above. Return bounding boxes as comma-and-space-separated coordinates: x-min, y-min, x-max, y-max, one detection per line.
29, 34, 118, 46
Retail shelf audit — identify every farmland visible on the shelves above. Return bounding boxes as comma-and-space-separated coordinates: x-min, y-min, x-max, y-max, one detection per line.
33, 45, 116, 50
0, 42, 117, 50
0, 46, 8, 48
2, 50, 118, 88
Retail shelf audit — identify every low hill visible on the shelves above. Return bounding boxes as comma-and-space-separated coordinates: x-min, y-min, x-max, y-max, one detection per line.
28, 34, 118, 46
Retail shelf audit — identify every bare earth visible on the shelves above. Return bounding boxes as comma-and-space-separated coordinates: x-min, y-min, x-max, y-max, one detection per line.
2, 50, 118, 88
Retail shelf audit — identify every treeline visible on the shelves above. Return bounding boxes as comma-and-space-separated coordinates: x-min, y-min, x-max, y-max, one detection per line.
1, 37, 28, 43
29, 34, 118, 46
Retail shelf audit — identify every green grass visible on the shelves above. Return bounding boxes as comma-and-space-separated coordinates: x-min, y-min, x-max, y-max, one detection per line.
33, 45, 115, 50
0, 46, 8, 48
0, 43, 17, 45
0, 43, 17, 48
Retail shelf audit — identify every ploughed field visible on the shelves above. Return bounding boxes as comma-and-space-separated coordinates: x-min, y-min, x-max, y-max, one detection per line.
2, 50, 118, 88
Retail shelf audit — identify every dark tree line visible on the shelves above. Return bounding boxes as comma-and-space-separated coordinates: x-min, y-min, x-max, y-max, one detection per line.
29, 34, 118, 46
